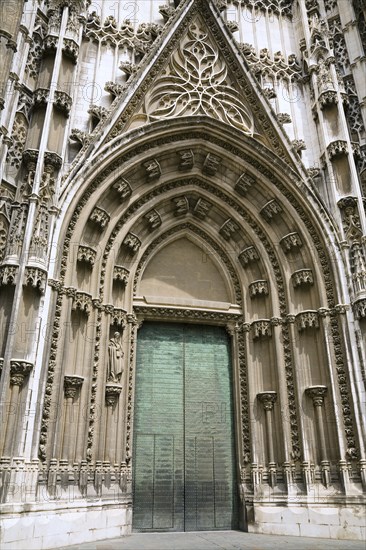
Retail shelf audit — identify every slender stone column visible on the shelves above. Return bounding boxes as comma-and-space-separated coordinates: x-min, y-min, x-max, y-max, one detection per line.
257, 391, 277, 487
62, 375, 84, 462
104, 384, 122, 463
3, 361, 33, 456
305, 385, 330, 487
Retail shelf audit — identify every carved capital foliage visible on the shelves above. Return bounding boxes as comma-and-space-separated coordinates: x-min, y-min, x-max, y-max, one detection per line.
89, 206, 110, 229
238, 245, 259, 266
219, 218, 239, 240
77, 245, 96, 266
280, 232, 303, 253
234, 172, 256, 196
105, 384, 122, 407
104, 81, 126, 97
203, 153, 221, 175
24, 266, 47, 294
113, 178, 132, 201
306, 385, 327, 406
123, 233, 141, 254
113, 266, 130, 285
143, 159, 161, 180
62, 38, 79, 62
260, 199, 282, 222
88, 105, 108, 121
257, 391, 277, 410
291, 269, 314, 288
111, 308, 127, 328
71, 291, 92, 315
252, 320, 272, 339
0, 264, 18, 286
10, 360, 33, 387
144, 209, 162, 229
69, 129, 90, 146
296, 310, 319, 331
64, 375, 84, 399
292, 139, 306, 153
177, 149, 194, 171
249, 280, 269, 297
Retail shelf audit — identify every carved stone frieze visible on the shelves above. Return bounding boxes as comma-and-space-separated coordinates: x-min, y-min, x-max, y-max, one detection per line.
113, 178, 132, 201
133, 306, 241, 324
177, 149, 194, 171
219, 218, 239, 240
0, 264, 18, 286
63, 375, 84, 400
234, 172, 256, 196
123, 233, 141, 253
252, 320, 272, 339
89, 206, 110, 229
203, 153, 222, 176
193, 198, 212, 220
71, 291, 92, 315
144, 209, 162, 229
9, 360, 33, 387
291, 269, 314, 288
143, 159, 161, 180
24, 266, 47, 293
77, 245, 96, 266
249, 280, 269, 297
113, 266, 130, 285
296, 310, 319, 331
238, 246, 259, 266
260, 199, 282, 222
280, 232, 303, 253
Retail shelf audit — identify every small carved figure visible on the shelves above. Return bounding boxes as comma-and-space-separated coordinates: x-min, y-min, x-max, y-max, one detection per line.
107, 332, 124, 382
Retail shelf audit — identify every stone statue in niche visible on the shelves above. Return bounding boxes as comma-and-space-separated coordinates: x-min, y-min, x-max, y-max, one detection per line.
107, 332, 124, 382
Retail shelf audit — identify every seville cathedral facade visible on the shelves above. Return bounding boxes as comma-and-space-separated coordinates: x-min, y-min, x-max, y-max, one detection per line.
0, 0, 365, 547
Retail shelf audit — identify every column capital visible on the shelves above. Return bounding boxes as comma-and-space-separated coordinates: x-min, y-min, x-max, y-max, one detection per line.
9, 360, 33, 387
257, 391, 277, 410
63, 375, 84, 399
305, 385, 327, 406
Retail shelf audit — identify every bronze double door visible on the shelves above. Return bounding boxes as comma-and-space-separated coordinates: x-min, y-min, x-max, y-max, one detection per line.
133, 323, 237, 532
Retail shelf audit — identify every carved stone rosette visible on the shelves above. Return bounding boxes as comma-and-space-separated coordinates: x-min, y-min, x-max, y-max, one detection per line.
105, 384, 122, 407
9, 360, 33, 386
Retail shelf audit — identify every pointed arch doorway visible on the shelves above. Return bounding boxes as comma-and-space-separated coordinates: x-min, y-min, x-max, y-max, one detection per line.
133, 322, 238, 532
132, 234, 239, 531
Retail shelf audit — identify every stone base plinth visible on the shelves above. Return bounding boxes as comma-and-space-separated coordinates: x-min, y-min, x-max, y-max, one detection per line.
0, 501, 131, 549
246, 503, 365, 541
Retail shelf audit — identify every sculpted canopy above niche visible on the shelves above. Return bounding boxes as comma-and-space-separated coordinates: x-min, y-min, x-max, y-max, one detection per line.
138, 237, 232, 307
